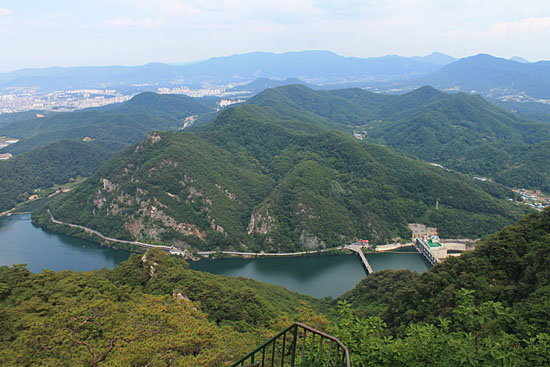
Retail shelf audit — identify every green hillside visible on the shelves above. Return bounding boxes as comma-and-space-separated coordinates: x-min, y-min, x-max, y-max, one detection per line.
2, 209, 550, 366
0, 248, 326, 366
0, 140, 120, 212
0, 92, 215, 155
249, 85, 550, 190
0, 93, 218, 211
333, 208, 550, 366
36, 101, 528, 252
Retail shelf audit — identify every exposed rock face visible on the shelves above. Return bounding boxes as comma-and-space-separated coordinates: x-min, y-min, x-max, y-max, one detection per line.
247, 211, 273, 235
102, 178, 116, 192
93, 191, 106, 209
149, 133, 161, 144
141, 253, 157, 278
299, 231, 326, 249
148, 206, 205, 239
210, 219, 225, 234
125, 218, 147, 239
187, 186, 203, 198
215, 184, 237, 200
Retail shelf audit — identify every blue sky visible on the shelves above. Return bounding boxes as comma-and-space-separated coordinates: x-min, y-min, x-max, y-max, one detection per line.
0, 0, 549, 72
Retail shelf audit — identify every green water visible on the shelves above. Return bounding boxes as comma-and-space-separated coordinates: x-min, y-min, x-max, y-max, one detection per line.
0, 214, 130, 273
190, 248, 431, 298
0, 214, 430, 298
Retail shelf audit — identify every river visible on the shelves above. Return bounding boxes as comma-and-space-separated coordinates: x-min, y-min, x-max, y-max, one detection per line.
0, 214, 430, 298
0, 214, 130, 273
189, 248, 430, 298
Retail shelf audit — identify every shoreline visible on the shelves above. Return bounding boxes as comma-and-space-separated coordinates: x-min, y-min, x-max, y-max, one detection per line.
30, 210, 441, 260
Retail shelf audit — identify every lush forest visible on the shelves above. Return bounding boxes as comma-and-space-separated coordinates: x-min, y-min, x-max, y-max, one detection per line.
36, 98, 529, 253
2, 208, 550, 365
0, 92, 216, 155
333, 208, 550, 365
0, 248, 326, 366
0, 110, 51, 128
0, 140, 120, 212
0, 93, 218, 211
248, 84, 550, 190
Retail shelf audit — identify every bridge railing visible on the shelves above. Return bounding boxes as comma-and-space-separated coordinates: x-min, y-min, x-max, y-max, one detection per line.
231, 322, 350, 367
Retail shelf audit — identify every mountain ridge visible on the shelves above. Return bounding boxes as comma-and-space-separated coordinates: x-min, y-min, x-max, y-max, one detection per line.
36, 91, 528, 252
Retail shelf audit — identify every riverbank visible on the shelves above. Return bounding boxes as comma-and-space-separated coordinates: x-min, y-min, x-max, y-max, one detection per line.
41, 209, 353, 259
40, 208, 453, 262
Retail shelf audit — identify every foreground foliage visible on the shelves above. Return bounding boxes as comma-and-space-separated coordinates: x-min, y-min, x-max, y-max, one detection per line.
0, 249, 322, 366
2, 209, 550, 365
333, 208, 550, 366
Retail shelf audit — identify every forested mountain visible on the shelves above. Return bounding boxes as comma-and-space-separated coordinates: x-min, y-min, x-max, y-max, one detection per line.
0, 140, 120, 212
496, 99, 550, 123
0, 93, 217, 211
0, 110, 51, 128
248, 84, 550, 190
36, 98, 528, 252
2, 208, 550, 366
0, 92, 215, 155
415, 53, 550, 98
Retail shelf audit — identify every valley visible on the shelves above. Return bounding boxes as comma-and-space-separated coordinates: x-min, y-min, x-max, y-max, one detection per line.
3, 2, 550, 365
1, 76, 550, 367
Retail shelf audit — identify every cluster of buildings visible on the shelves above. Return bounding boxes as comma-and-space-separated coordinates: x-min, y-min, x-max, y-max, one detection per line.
157, 85, 244, 99
0, 87, 132, 114
513, 189, 550, 210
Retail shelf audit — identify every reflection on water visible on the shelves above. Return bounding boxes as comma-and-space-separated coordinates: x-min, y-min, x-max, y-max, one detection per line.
190, 248, 430, 298
0, 214, 431, 298
0, 214, 130, 273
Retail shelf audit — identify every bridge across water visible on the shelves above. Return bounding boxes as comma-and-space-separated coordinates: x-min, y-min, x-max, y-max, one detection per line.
347, 245, 374, 274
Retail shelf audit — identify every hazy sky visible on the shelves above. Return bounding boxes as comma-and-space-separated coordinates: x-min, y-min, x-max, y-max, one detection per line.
0, 0, 549, 72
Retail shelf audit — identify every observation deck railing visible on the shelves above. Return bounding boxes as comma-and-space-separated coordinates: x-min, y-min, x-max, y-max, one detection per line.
231, 322, 350, 367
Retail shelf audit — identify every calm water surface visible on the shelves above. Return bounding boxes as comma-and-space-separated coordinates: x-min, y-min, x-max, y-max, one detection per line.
0, 214, 130, 273
190, 247, 430, 298
0, 214, 430, 298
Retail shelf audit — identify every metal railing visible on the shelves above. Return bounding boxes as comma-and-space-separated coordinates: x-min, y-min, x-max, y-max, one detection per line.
231, 322, 350, 367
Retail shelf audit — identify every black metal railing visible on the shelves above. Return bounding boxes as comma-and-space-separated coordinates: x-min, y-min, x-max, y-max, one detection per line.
231, 322, 350, 367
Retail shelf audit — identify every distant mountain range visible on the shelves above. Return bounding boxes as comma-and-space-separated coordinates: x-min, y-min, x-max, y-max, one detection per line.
410, 52, 457, 65
412, 54, 550, 99
2, 51, 546, 103
0, 51, 452, 91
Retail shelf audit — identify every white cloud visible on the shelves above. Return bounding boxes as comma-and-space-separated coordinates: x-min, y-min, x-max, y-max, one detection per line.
0, 8, 12, 16
484, 17, 550, 37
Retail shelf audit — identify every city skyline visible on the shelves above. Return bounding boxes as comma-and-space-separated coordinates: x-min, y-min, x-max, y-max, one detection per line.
0, 0, 549, 72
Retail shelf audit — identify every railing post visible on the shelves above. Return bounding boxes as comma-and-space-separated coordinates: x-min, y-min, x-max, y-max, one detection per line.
291, 324, 298, 367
